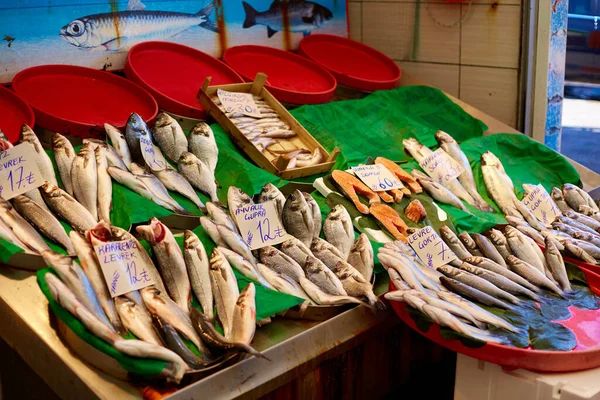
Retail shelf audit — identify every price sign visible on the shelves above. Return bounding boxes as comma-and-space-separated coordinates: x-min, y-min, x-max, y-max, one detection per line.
407, 226, 457, 269
0, 143, 43, 200
522, 184, 561, 225
140, 133, 168, 171
419, 148, 465, 185
94, 239, 155, 297
351, 164, 404, 192
217, 89, 261, 118
234, 201, 288, 250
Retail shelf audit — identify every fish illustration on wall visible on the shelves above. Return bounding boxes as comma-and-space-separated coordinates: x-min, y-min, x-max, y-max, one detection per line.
60, 0, 219, 51
242, 0, 333, 38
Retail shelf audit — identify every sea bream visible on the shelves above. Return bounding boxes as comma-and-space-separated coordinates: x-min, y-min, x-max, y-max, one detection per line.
152, 112, 188, 163
60, 0, 219, 51
242, 0, 333, 38
188, 122, 219, 173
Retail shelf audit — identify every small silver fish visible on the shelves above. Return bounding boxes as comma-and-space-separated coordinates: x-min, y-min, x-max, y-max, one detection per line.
178, 152, 219, 202
506, 255, 563, 296
20, 124, 57, 186
257, 263, 312, 303
544, 237, 571, 291
188, 122, 219, 173
153, 112, 188, 163
207, 202, 237, 232
209, 248, 240, 339
154, 166, 206, 213
199, 216, 228, 247
41, 182, 97, 234
105, 123, 132, 169
564, 183, 598, 212
551, 187, 573, 212
439, 276, 515, 310
331, 260, 385, 311
115, 296, 162, 346
486, 228, 512, 262
439, 225, 472, 260
0, 198, 50, 254
71, 143, 99, 220
459, 232, 483, 257
303, 255, 346, 296
216, 224, 258, 266
259, 245, 305, 282
52, 133, 76, 196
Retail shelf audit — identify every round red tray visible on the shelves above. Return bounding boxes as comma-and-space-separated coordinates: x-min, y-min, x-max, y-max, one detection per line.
299, 34, 401, 92
12, 65, 157, 138
222, 45, 337, 104
0, 85, 35, 143
125, 42, 244, 119
389, 265, 600, 372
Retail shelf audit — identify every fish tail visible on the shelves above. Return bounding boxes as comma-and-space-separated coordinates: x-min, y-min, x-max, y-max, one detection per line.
239, 343, 271, 361
198, 1, 220, 33
197, 1, 215, 16
242, 1, 257, 28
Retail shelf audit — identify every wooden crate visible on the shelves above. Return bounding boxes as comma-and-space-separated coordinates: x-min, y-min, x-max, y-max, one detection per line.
197, 73, 340, 180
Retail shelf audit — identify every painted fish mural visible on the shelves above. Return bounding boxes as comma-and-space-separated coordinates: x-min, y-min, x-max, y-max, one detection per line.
60, 0, 219, 51
242, 0, 333, 38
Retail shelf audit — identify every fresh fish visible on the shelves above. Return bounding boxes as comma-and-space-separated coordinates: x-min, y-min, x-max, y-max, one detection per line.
379, 247, 440, 291
486, 229, 512, 262
280, 236, 314, 267
259, 245, 305, 282
469, 232, 504, 268
563, 210, 600, 231
129, 163, 190, 215
439, 276, 515, 310
323, 205, 354, 258
152, 112, 188, 163
136, 218, 191, 314
20, 124, 57, 186
12, 195, 74, 254
459, 262, 539, 301
230, 283, 256, 343
257, 183, 286, 220
544, 237, 571, 291
505, 226, 546, 273
571, 230, 600, 248
506, 215, 527, 228
387, 268, 411, 291
551, 187, 573, 212
303, 255, 346, 295
331, 260, 385, 310
560, 236, 600, 258
311, 236, 346, 266
178, 152, 219, 202
0, 198, 50, 254
94, 146, 112, 223
552, 221, 592, 239
578, 205, 600, 222
564, 242, 598, 264
115, 296, 162, 345
300, 277, 363, 306
412, 170, 470, 212
513, 198, 548, 231
104, 123, 132, 169
154, 166, 206, 213
347, 233, 374, 282
0, 214, 30, 251
183, 230, 214, 322
188, 122, 219, 173
23, 189, 52, 213
41, 182, 97, 233
303, 193, 322, 238
52, 133, 76, 196
227, 186, 254, 219
437, 265, 520, 304
435, 131, 494, 212
209, 248, 240, 338
463, 256, 540, 293
60, 1, 219, 50
564, 183, 598, 212
124, 112, 148, 164
481, 151, 520, 217
506, 255, 563, 296
216, 224, 258, 266
458, 232, 483, 257
379, 252, 426, 292
331, 170, 380, 214
555, 215, 600, 237
256, 263, 312, 302
282, 189, 314, 246
199, 216, 228, 247
207, 202, 237, 233
71, 143, 98, 220
438, 225, 472, 260
516, 225, 546, 245
541, 230, 566, 251
153, 315, 208, 368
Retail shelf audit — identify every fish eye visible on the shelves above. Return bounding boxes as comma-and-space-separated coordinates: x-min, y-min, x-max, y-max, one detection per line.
67, 20, 85, 36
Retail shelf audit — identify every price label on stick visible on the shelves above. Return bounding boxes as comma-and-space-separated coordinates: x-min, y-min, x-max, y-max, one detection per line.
408, 226, 457, 269
234, 202, 289, 250
351, 164, 405, 192
522, 184, 561, 225
419, 148, 465, 185
0, 143, 44, 200
217, 89, 262, 118
139, 134, 167, 171
94, 239, 155, 297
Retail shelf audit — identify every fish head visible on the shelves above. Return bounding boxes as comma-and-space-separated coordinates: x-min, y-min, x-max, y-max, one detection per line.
104, 123, 124, 138
286, 189, 308, 212
41, 181, 62, 198
184, 230, 201, 250
311, 3, 333, 25
42, 250, 73, 270
60, 18, 102, 49
0, 139, 13, 151
434, 130, 454, 144
154, 112, 174, 129
135, 218, 165, 245
86, 220, 113, 244
178, 151, 199, 166
550, 187, 563, 200
19, 124, 36, 143
259, 245, 277, 259
402, 138, 420, 155
504, 225, 519, 237
129, 162, 147, 175
0, 197, 11, 212
190, 122, 213, 138
488, 229, 505, 245
52, 133, 70, 149
506, 255, 520, 265
209, 248, 226, 270
127, 112, 149, 133
327, 204, 347, 221
239, 282, 255, 301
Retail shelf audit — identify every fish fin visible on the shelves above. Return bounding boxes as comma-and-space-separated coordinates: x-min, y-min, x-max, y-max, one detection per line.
200, 19, 220, 33
267, 26, 278, 38
198, 1, 215, 16
102, 38, 125, 51
127, 0, 146, 11
242, 1, 257, 28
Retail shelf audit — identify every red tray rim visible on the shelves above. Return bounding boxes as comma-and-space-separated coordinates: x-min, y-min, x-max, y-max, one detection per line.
12, 64, 158, 136
298, 34, 402, 92
125, 41, 245, 119
222, 45, 337, 104
0, 85, 35, 142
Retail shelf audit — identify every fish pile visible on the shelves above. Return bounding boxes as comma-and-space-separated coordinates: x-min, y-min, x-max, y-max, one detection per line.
210, 94, 325, 170
405, 132, 494, 213
381, 221, 575, 344
199, 183, 383, 310
42, 219, 266, 384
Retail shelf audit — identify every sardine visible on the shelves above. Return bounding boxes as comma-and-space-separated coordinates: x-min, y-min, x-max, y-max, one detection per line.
282, 189, 313, 246
506, 255, 563, 296
105, 123, 132, 170
153, 112, 188, 163
481, 151, 520, 217
153, 315, 208, 368
216, 224, 258, 266
439, 276, 515, 310
52, 133, 76, 195
347, 233, 374, 282
71, 143, 98, 220
411, 170, 469, 212
459, 262, 539, 301
20, 124, 57, 186
439, 225, 472, 260
505, 226, 546, 273
188, 122, 219, 173
183, 230, 214, 321
94, 146, 112, 223
207, 202, 237, 233
437, 265, 520, 304
471, 233, 505, 267
125, 112, 149, 164
178, 152, 219, 202
280, 236, 314, 267
209, 248, 240, 338
153, 166, 206, 213
227, 186, 254, 219
564, 183, 598, 212
199, 216, 228, 247
257, 182, 286, 220
458, 232, 483, 257
544, 237, 571, 291
115, 296, 162, 345
323, 205, 354, 258
259, 245, 305, 282
41, 182, 98, 233
256, 263, 312, 303
332, 260, 385, 310
0, 198, 50, 254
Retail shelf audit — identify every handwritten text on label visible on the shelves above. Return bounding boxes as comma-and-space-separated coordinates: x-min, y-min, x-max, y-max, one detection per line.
522, 184, 560, 225
140, 134, 168, 171
217, 89, 262, 118
408, 226, 457, 269
0, 143, 43, 200
351, 164, 405, 192
234, 201, 288, 250
94, 239, 154, 297
419, 148, 465, 185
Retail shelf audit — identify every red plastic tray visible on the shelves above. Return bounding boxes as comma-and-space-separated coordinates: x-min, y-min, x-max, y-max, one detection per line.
125, 42, 244, 119
222, 45, 337, 104
299, 34, 401, 92
388, 265, 600, 372
12, 65, 157, 138
0, 85, 35, 143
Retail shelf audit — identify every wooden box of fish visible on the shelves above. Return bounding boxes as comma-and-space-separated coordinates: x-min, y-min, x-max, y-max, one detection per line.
197, 73, 340, 180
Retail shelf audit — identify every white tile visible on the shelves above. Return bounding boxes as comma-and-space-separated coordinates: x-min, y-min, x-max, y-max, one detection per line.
416, 2, 461, 63
362, 2, 416, 60
397, 61, 460, 97
349, 2, 362, 41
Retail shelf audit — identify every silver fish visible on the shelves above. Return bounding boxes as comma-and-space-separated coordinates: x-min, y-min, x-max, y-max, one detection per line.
347, 233, 374, 282
571, 230, 600, 248
552, 221, 592, 239
437, 265, 520, 304
378, 252, 426, 292
23, 189, 52, 213
559, 236, 600, 258
506, 255, 563, 296
257, 182, 286, 220
486, 228, 512, 262
216, 224, 258, 266
564, 183, 598, 212
136, 218, 191, 314
471, 232, 505, 267
332, 260, 385, 310
303, 193, 322, 238
564, 242, 598, 264
259, 245, 305, 282
551, 187, 573, 212
439, 225, 472, 260
481, 151, 520, 217
178, 152, 219, 202
505, 226, 546, 273
411, 170, 469, 212
464, 256, 540, 293
230, 283, 256, 343
129, 163, 190, 215
124, 112, 148, 164
52, 133, 76, 196
209, 248, 240, 338
218, 246, 271, 289
458, 232, 483, 257
0, 214, 29, 251
20, 124, 57, 186
563, 210, 600, 231
207, 202, 237, 233
199, 216, 228, 248
310, 236, 346, 268
41, 182, 97, 233
300, 277, 363, 306
541, 230, 566, 251
12, 195, 74, 255
115, 296, 162, 346
578, 205, 600, 222
95, 146, 112, 223
227, 186, 254, 219
303, 255, 346, 296
555, 215, 600, 237
183, 230, 214, 322
153, 165, 206, 212
105, 123, 132, 170
387, 268, 411, 292
439, 276, 515, 310
459, 262, 539, 301
280, 236, 314, 267
188, 122, 219, 173
282, 189, 313, 246
0, 198, 50, 254
153, 315, 209, 369
152, 112, 188, 163
513, 197, 548, 231
544, 237, 571, 291
516, 225, 546, 245
323, 205, 354, 259
71, 143, 98, 220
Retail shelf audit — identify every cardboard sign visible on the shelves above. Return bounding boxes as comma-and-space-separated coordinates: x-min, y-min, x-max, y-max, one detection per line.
522, 184, 561, 225
234, 201, 288, 250
408, 226, 457, 269
351, 164, 404, 192
217, 89, 261, 118
419, 148, 465, 185
139, 134, 168, 171
0, 143, 43, 200
94, 239, 155, 297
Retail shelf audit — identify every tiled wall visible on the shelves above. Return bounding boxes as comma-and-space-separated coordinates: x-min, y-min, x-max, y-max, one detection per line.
348, 0, 523, 128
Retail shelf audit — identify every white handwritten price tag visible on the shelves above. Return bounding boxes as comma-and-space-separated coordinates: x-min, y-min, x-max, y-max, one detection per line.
234, 201, 288, 250
351, 164, 404, 192
419, 148, 465, 185
0, 143, 43, 200
408, 226, 457, 269
522, 184, 560, 225
217, 89, 261, 118
140, 134, 168, 171
93, 239, 155, 297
